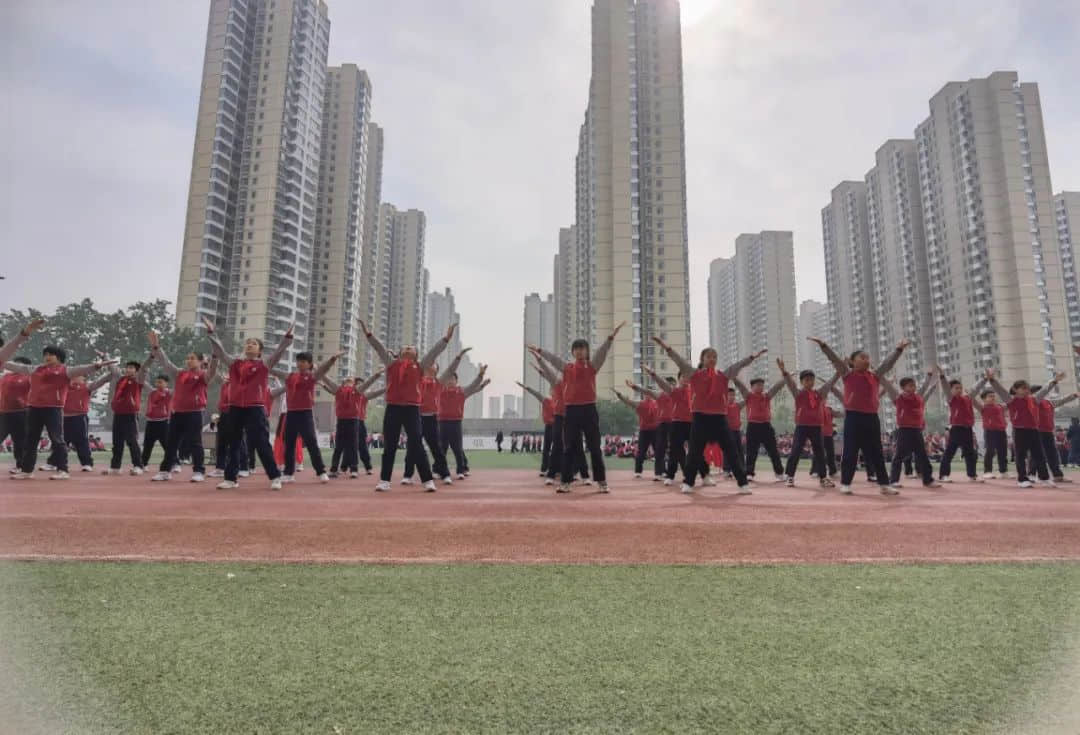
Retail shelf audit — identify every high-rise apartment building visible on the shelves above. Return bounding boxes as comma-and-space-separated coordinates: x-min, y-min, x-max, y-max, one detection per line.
522, 292, 557, 418
503, 395, 519, 418
706, 232, 796, 382
425, 287, 462, 358
176, 0, 331, 353
361, 203, 426, 354
865, 139, 936, 377
915, 72, 1071, 387
797, 300, 833, 378
554, 0, 691, 393
357, 123, 384, 375
553, 226, 577, 355
309, 64, 372, 382
822, 181, 878, 361
488, 396, 501, 421
1055, 191, 1080, 375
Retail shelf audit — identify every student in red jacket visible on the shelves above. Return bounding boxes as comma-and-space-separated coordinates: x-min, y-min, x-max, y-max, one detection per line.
644, 365, 710, 487
1, 357, 33, 471
3, 320, 114, 480
624, 376, 672, 481
1027, 372, 1077, 484
53, 370, 111, 471
149, 336, 218, 482
653, 337, 763, 494
404, 348, 472, 485
205, 318, 294, 491
519, 379, 556, 478
440, 369, 489, 479
269, 349, 342, 484
880, 370, 940, 489
732, 374, 786, 482
613, 384, 660, 479
140, 373, 172, 470
936, 367, 981, 483
322, 371, 384, 478
971, 385, 1008, 478
361, 319, 454, 492
531, 323, 624, 494
777, 360, 840, 488
986, 370, 1051, 487
809, 337, 907, 495
532, 357, 592, 487
102, 356, 151, 475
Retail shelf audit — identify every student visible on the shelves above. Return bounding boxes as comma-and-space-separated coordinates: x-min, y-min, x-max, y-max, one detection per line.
1, 357, 33, 472
360, 319, 454, 492
322, 371, 385, 478
149, 335, 218, 482
440, 369, 489, 479
879, 370, 940, 489
624, 377, 672, 481
652, 337, 762, 494
3, 319, 114, 479
54, 370, 111, 472
731, 374, 786, 483
205, 318, 294, 490
1030, 371, 1077, 484
985, 369, 1052, 488
936, 367, 981, 483
530, 322, 625, 494
971, 384, 1008, 479
208, 375, 243, 478
532, 357, 591, 487
721, 388, 744, 479
403, 348, 471, 485
813, 396, 845, 480
519, 380, 555, 477
268, 350, 342, 484
613, 383, 660, 479
101, 356, 152, 475
777, 359, 839, 488
809, 337, 907, 495
643, 365, 712, 487
140, 373, 172, 471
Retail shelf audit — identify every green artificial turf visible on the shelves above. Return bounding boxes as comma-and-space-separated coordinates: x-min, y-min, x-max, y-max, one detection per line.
2, 562, 1079, 734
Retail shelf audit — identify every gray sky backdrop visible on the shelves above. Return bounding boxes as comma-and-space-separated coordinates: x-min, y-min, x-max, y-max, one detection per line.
2, 0, 1078, 399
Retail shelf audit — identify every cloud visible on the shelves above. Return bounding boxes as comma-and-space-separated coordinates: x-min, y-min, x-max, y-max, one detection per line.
1, 0, 1078, 403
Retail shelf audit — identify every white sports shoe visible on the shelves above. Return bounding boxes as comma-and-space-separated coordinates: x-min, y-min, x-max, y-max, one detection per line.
281, 475, 295, 484
208, 469, 224, 478
544, 478, 554, 486
969, 476, 984, 483
738, 484, 752, 495
49, 471, 70, 480
663, 478, 673, 487
130, 467, 144, 476
840, 485, 853, 495
375, 481, 391, 492
457, 473, 466, 480
400, 477, 414, 486
633, 473, 642, 479
216, 480, 238, 490
171, 466, 182, 474
582, 479, 594, 486
598, 482, 610, 494
270, 478, 283, 491
680, 483, 694, 494
1018, 481, 1033, 489
939, 476, 953, 483
423, 480, 437, 492
319, 473, 330, 484
702, 476, 717, 487
11, 472, 33, 480
1000, 472, 1012, 479
1039, 480, 1058, 488
443, 476, 453, 485
81, 465, 93, 472
880, 485, 900, 495
556, 484, 572, 493
102, 469, 121, 476
238, 470, 251, 478
774, 474, 786, 483
983, 473, 997, 481
889, 483, 903, 489
652, 475, 661, 482
151, 472, 171, 482
38, 464, 56, 472
191, 473, 205, 483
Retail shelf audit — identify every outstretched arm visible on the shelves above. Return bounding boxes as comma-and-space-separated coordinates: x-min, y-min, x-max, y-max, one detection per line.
0, 318, 45, 365
532, 358, 559, 387
644, 365, 674, 394
830, 385, 844, 405
270, 368, 291, 382
439, 348, 471, 384
919, 370, 937, 400
530, 345, 567, 373
985, 370, 1011, 402
264, 324, 295, 369
766, 378, 786, 400
590, 321, 626, 371
314, 351, 344, 381
724, 349, 766, 379
149, 333, 179, 378
517, 381, 547, 403
1035, 372, 1066, 401
320, 375, 341, 394
67, 359, 117, 380
874, 339, 910, 377
731, 376, 750, 400
612, 389, 639, 410
464, 379, 490, 399
356, 369, 384, 395
420, 323, 456, 372
360, 321, 392, 367
777, 358, 799, 399
364, 387, 386, 401
817, 371, 842, 399
1051, 393, 1079, 409
652, 336, 695, 378
807, 337, 849, 377
936, 365, 951, 399
969, 393, 984, 413
878, 374, 899, 401
88, 371, 112, 393
201, 318, 238, 365
626, 378, 660, 401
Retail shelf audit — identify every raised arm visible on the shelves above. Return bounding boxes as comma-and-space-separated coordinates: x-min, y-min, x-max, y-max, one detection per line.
364, 387, 386, 401
644, 365, 674, 394
1035, 372, 1065, 401
969, 392, 984, 413
315, 351, 344, 381
919, 370, 937, 400
817, 371, 842, 399
766, 378, 786, 400
626, 378, 660, 401
1051, 392, 1079, 409
356, 369, 384, 395
0, 318, 45, 365
777, 358, 799, 399
830, 384, 844, 405
269, 384, 286, 401
438, 348, 471, 384
874, 339, 910, 378
985, 370, 1010, 402
936, 365, 951, 399
1, 361, 33, 375
807, 337, 849, 377
68, 359, 117, 380
878, 374, 899, 401
88, 371, 112, 393
590, 321, 625, 371
360, 320, 392, 367
149, 332, 179, 378
320, 375, 341, 394
200, 317, 238, 365
464, 378, 489, 399
532, 359, 559, 387
263, 324, 295, 369
612, 389, 639, 410
652, 336, 695, 378
517, 381, 546, 404
724, 349, 765, 379
419, 324, 455, 372
530, 345, 567, 373
135, 352, 155, 385
731, 376, 750, 400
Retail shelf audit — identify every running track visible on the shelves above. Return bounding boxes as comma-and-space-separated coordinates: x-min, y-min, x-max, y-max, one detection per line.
2, 470, 1079, 564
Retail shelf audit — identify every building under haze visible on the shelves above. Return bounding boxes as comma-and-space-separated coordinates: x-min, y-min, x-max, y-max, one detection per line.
522, 292, 557, 418
488, 396, 501, 421
822, 181, 878, 362
797, 300, 833, 378
707, 232, 796, 382
552, 0, 691, 394
1055, 191, 1080, 376
357, 122, 385, 376
425, 287, 462, 358
176, 0, 331, 353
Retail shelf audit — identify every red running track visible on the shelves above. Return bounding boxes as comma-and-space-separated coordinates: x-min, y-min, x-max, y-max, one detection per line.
1, 469, 1079, 564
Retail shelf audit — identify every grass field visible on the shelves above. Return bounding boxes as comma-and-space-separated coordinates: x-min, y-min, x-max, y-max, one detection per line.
3, 562, 1079, 734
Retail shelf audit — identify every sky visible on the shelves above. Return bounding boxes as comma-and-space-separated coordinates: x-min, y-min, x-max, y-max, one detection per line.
1, 0, 1079, 401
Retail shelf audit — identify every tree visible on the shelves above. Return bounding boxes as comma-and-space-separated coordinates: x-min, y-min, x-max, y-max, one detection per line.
595, 398, 637, 436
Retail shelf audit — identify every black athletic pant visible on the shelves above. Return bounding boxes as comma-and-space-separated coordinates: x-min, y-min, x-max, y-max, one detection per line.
823, 435, 837, 476
224, 406, 280, 482
331, 418, 358, 473
110, 413, 142, 469
57, 414, 92, 468
215, 412, 247, 470
545, 416, 587, 480
634, 428, 657, 474
283, 409, 326, 476
0, 410, 27, 467
786, 424, 826, 479
405, 414, 450, 479
654, 422, 670, 477
940, 425, 978, 479
1013, 427, 1049, 483
983, 429, 1008, 474
540, 423, 553, 473
381, 404, 431, 483
666, 420, 689, 480
1041, 431, 1065, 479
684, 412, 746, 488
141, 420, 169, 468
439, 419, 467, 475
562, 403, 605, 485
745, 422, 783, 477
357, 420, 372, 470
19, 407, 66, 473
161, 411, 205, 474
890, 427, 933, 485
722, 429, 743, 473
840, 411, 888, 487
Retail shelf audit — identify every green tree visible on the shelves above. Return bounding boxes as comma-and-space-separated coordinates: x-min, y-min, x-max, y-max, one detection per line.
596, 399, 637, 435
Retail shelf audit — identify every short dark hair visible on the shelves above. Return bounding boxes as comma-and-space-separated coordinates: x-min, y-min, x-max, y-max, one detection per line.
125, 360, 142, 370
43, 345, 67, 363
980, 390, 994, 399
750, 378, 765, 386
189, 351, 205, 361
155, 374, 170, 383
13, 356, 32, 365
571, 338, 589, 352
949, 379, 962, 388
848, 350, 867, 363
296, 351, 314, 364
799, 370, 815, 381
899, 377, 916, 389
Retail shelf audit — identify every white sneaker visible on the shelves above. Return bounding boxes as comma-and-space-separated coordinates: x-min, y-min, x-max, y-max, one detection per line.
702, 476, 717, 487
400, 477, 414, 486
457, 473, 466, 480
270, 478, 283, 491
738, 484, 752, 495
809, 472, 818, 479
10, 471, 33, 480
582, 479, 594, 486
49, 471, 70, 480
1039, 480, 1058, 488
102, 469, 121, 476
680, 483, 694, 494
297, 464, 304, 473
556, 483, 572, 493
544, 478, 554, 486
663, 478, 673, 487
443, 476, 453, 485
1018, 481, 1033, 489
38, 464, 56, 472
216, 480, 238, 490
151, 472, 171, 482
80, 465, 92, 472
880, 485, 900, 495
774, 474, 786, 483
633, 473, 642, 479
1000, 472, 1012, 479
375, 481, 391, 492
207, 469, 223, 477
785, 477, 795, 487
423, 480, 437, 492
319, 473, 330, 484
8, 467, 18, 474
171, 466, 182, 474
281, 475, 295, 484
598, 482, 610, 494
348, 471, 359, 478
889, 483, 903, 489
969, 476, 984, 483
130, 467, 144, 476
652, 475, 661, 482
191, 473, 205, 483
238, 470, 251, 478
983, 473, 996, 481
939, 476, 953, 483
840, 485, 853, 495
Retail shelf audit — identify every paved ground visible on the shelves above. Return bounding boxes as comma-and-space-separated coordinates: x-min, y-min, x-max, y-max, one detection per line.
1, 469, 1079, 564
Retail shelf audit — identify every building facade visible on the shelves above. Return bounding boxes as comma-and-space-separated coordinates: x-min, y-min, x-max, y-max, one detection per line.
357, 122, 384, 376
822, 181, 878, 361
522, 292, 557, 418
1055, 191, 1080, 376
796, 299, 833, 378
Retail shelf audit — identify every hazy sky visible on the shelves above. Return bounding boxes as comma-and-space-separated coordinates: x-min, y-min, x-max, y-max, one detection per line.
2, 0, 1078, 399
